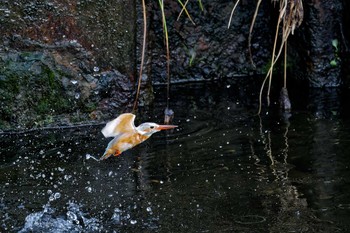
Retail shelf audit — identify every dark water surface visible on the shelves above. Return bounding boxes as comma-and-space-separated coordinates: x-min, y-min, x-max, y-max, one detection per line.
1, 80, 350, 232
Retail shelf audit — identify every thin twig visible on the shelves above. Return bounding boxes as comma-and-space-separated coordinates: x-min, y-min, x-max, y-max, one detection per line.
258, 0, 287, 114
284, 40, 287, 88
266, 12, 281, 107
227, 0, 240, 29
177, 0, 196, 25
248, 0, 262, 68
158, 0, 171, 107
198, 0, 204, 11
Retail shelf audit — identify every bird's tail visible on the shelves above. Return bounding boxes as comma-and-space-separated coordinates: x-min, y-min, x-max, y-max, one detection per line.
99, 149, 121, 160
100, 137, 122, 160
99, 153, 111, 160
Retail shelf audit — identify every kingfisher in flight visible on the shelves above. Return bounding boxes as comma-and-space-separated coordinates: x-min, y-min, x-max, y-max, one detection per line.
100, 113, 177, 160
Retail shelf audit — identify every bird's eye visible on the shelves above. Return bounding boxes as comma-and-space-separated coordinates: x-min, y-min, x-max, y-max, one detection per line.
150, 126, 155, 129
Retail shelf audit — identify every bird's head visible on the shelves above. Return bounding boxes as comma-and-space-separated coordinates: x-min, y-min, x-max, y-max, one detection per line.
136, 122, 177, 136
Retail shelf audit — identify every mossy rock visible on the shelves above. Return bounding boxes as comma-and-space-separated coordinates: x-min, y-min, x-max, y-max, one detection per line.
0, 51, 85, 129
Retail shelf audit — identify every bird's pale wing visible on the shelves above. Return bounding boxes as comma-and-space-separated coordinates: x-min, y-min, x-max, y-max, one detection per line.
101, 113, 136, 138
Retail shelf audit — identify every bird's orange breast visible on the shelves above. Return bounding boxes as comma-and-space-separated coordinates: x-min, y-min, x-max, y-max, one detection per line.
110, 133, 150, 153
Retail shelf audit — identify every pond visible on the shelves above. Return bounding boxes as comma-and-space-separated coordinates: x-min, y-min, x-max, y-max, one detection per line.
1, 78, 350, 232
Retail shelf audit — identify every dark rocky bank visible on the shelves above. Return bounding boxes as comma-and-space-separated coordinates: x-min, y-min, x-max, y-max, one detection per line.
1, 0, 349, 130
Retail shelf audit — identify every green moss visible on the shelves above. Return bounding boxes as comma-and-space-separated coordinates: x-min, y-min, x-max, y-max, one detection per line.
0, 51, 101, 128
34, 115, 54, 127
21, 52, 33, 58
33, 87, 71, 114
31, 64, 72, 114
36, 100, 49, 114
261, 56, 295, 75
0, 73, 20, 94
40, 65, 58, 88
82, 102, 97, 113
0, 71, 21, 121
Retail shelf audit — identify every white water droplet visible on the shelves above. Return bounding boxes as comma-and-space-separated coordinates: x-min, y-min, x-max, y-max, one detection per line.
75, 93, 80, 99
111, 208, 121, 223
67, 210, 77, 221
93, 66, 100, 72
130, 219, 137, 225
54, 192, 61, 199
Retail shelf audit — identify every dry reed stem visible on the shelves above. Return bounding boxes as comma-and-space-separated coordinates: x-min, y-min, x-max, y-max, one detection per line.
158, 0, 171, 107
177, 0, 196, 25
227, 0, 241, 29
198, 0, 204, 11
257, 0, 303, 115
284, 39, 287, 88
133, 0, 147, 112
248, 0, 262, 68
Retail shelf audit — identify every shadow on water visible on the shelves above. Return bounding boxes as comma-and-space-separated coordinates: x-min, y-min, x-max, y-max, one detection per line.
1, 78, 350, 232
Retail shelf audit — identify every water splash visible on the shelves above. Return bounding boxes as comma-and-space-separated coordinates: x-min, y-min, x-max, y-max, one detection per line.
86, 153, 99, 161
18, 202, 101, 233
111, 208, 122, 224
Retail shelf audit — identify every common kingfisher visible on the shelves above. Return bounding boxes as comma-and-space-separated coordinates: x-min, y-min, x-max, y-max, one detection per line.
100, 113, 177, 160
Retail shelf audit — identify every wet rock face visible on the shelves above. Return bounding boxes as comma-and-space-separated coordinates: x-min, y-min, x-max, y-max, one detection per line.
95, 70, 135, 114
0, 50, 74, 129
0, 0, 136, 74
343, 1, 350, 89
0, 46, 134, 129
147, 1, 349, 88
291, 0, 344, 87
1, 0, 349, 130
0, 0, 139, 130
146, 0, 273, 83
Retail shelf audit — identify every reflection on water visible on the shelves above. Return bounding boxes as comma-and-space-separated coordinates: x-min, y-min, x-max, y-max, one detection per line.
1, 80, 350, 232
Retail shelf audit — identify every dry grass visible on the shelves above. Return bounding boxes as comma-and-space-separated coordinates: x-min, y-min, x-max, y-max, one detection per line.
133, 0, 199, 115
134, 1, 303, 115
228, 0, 303, 114
257, 0, 303, 114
